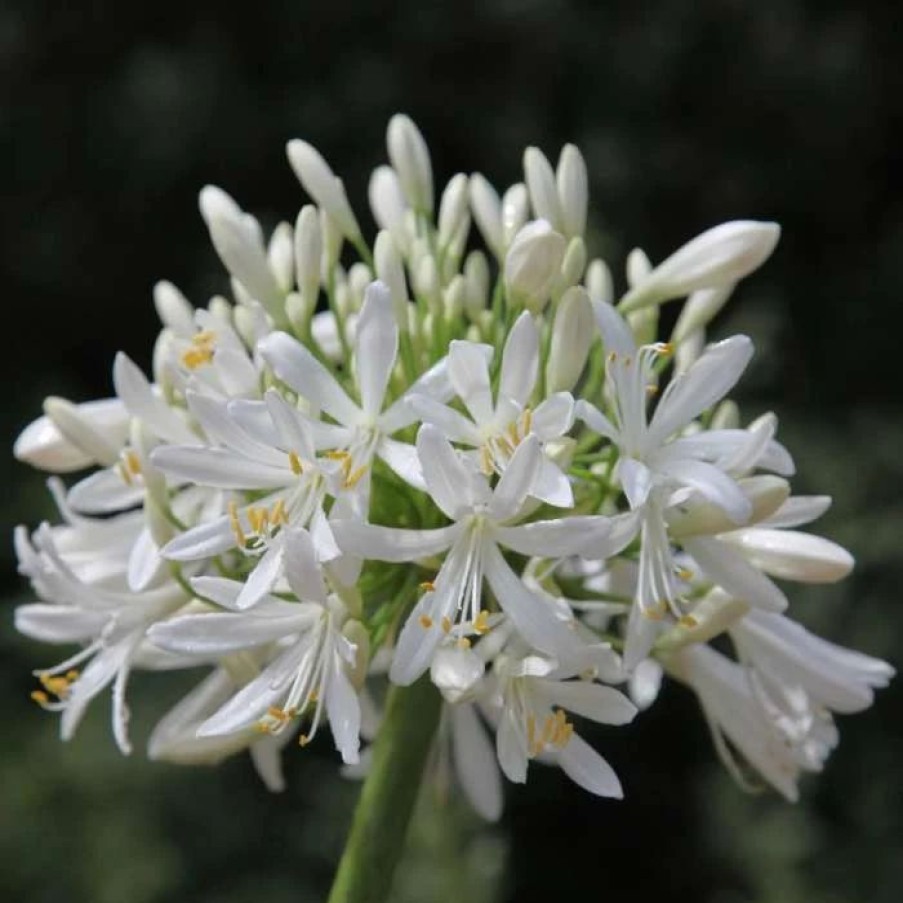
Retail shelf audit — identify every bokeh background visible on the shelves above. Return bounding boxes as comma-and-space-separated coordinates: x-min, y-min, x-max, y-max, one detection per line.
2, 2, 901, 901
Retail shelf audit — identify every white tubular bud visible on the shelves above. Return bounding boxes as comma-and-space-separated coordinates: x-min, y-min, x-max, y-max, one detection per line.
294, 205, 322, 309
466, 322, 484, 343
335, 279, 353, 323
131, 419, 167, 512
267, 222, 295, 294
368, 165, 408, 238
673, 328, 703, 376
199, 186, 285, 321
546, 286, 594, 393
209, 295, 233, 323
710, 399, 740, 430
374, 230, 409, 328
285, 292, 314, 336
585, 257, 613, 304
668, 475, 791, 538
387, 114, 434, 214
444, 274, 467, 322
523, 146, 563, 229
619, 220, 781, 313
233, 305, 259, 348
438, 173, 470, 248
559, 235, 587, 288
463, 250, 490, 317
415, 255, 442, 315
627, 307, 658, 348
319, 210, 343, 283
626, 247, 652, 288
14, 398, 128, 472
42, 396, 122, 467
504, 219, 567, 313
348, 263, 373, 312
724, 529, 854, 584
469, 173, 503, 259
153, 281, 195, 335
556, 143, 588, 238
671, 284, 735, 344
286, 139, 362, 242
501, 182, 530, 249
442, 214, 471, 282
656, 589, 751, 651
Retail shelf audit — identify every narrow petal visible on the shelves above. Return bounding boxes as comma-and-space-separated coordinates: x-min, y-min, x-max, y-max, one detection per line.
489, 435, 542, 521
656, 457, 752, 524
451, 704, 504, 821
448, 340, 495, 424
406, 395, 481, 445
259, 331, 361, 426
380, 357, 456, 434
575, 400, 620, 444
539, 681, 637, 726
377, 437, 427, 491
333, 520, 460, 563
761, 495, 832, 529
499, 312, 539, 407
418, 424, 481, 519
531, 393, 575, 438
162, 516, 235, 561
326, 661, 362, 764
68, 469, 145, 514
724, 528, 853, 583
646, 335, 753, 447
235, 541, 285, 609
556, 734, 623, 798
496, 706, 528, 783
530, 457, 574, 508
617, 457, 653, 509
591, 299, 636, 356
151, 446, 289, 490
355, 281, 398, 418
127, 527, 164, 592
496, 515, 612, 558
283, 528, 328, 603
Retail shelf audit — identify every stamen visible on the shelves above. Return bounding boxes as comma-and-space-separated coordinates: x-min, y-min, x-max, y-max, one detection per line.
298, 734, 310, 747
270, 498, 288, 525
456, 637, 472, 649
30, 690, 50, 705
288, 451, 303, 475
228, 501, 247, 548
344, 465, 368, 489
419, 581, 436, 592
419, 614, 434, 629
678, 614, 699, 629
472, 610, 490, 635
440, 616, 452, 634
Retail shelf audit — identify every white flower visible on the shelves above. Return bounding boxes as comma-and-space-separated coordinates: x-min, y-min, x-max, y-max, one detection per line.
336, 426, 616, 685
149, 528, 363, 765
259, 281, 450, 497
491, 650, 636, 797
410, 310, 575, 506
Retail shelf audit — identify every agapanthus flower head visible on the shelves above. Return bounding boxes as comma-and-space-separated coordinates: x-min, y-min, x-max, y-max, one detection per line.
11, 113, 891, 820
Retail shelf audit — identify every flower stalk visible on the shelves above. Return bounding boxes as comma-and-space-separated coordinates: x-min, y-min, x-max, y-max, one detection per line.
327, 676, 442, 903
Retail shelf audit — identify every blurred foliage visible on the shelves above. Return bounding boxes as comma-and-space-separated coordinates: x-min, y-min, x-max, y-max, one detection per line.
1, 1, 901, 901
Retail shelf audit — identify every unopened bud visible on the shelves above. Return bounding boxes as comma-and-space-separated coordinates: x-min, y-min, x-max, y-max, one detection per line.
463, 250, 490, 317
153, 281, 195, 335
267, 222, 295, 294
438, 173, 470, 248
387, 114, 433, 214
546, 286, 594, 392
501, 182, 530, 248
585, 258, 613, 304
368, 165, 408, 243
523, 147, 563, 229
656, 588, 751, 651
504, 220, 567, 313
374, 230, 409, 328
444, 275, 467, 322
285, 292, 314, 336
294, 205, 322, 309
469, 173, 503, 259
286, 139, 362, 242
556, 143, 588, 238
42, 397, 122, 467
619, 220, 781, 313
559, 236, 587, 290
626, 248, 652, 288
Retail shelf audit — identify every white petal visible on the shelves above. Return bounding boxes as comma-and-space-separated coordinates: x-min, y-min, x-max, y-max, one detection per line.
530, 457, 574, 508
67, 469, 145, 514
617, 457, 653, 509
407, 395, 480, 445
326, 660, 362, 764
262, 391, 317, 462
647, 335, 753, 447
499, 312, 539, 407
151, 446, 289, 490
451, 703, 503, 821
496, 516, 612, 558
259, 331, 360, 427
188, 393, 285, 465
761, 495, 832, 529
127, 527, 164, 592
235, 542, 285, 609
489, 435, 542, 521
15, 604, 108, 643
656, 457, 752, 524
251, 734, 289, 792
380, 357, 455, 433
575, 399, 620, 443
333, 520, 460, 563
162, 515, 235, 561
448, 340, 495, 424
557, 734, 623, 798
496, 706, 528, 784
539, 681, 637, 726
283, 528, 328, 603
377, 437, 427, 491
355, 281, 398, 417
591, 299, 636, 357
683, 537, 787, 612
418, 424, 480, 519
531, 393, 575, 439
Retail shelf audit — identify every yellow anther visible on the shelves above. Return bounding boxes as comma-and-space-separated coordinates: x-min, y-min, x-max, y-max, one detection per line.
419, 615, 434, 629
270, 498, 288, 525
678, 615, 699, 629
325, 450, 350, 461
521, 408, 533, 435
676, 566, 694, 581
124, 450, 142, 475
288, 451, 303, 475
456, 637, 472, 650
646, 384, 659, 397
181, 346, 215, 369
419, 581, 436, 592
267, 705, 289, 721
344, 465, 368, 489
39, 673, 72, 698
65, 670, 80, 682
507, 420, 520, 445
479, 446, 494, 475
541, 714, 556, 745
194, 330, 216, 345
247, 507, 268, 535
254, 722, 272, 734
472, 610, 490, 635
228, 500, 247, 547
658, 342, 674, 356
308, 689, 319, 703
30, 690, 50, 705
642, 601, 668, 622
298, 734, 310, 747
607, 351, 617, 364
440, 616, 452, 634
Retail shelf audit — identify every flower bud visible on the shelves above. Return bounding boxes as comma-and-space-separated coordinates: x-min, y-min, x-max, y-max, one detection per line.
559, 235, 587, 289
724, 529, 854, 583
501, 182, 530, 248
153, 281, 195, 335
286, 139, 362, 242
671, 284, 735, 345
387, 114, 433, 214
656, 588, 751, 651
504, 219, 567, 313
415, 255, 442, 315
619, 220, 780, 313
348, 263, 373, 312
374, 230, 409, 328
285, 292, 314, 336
368, 164, 408, 241
469, 173, 503, 259
42, 396, 122, 467
464, 250, 490, 318
546, 286, 594, 392
267, 222, 295, 295
438, 173, 470, 248
319, 210, 343, 282
430, 645, 485, 703
14, 398, 128, 472
673, 328, 703, 376
626, 247, 652, 288
199, 186, 285, 322
627, 306, 658, 347
523, 146, 563, 229
556, 143, 588, 238
585, 257, 613, 304
444, 274, 467, 322
294, 205, 322, 309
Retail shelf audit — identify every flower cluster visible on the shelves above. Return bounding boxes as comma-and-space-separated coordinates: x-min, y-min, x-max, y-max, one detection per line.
13, 115, 892, 816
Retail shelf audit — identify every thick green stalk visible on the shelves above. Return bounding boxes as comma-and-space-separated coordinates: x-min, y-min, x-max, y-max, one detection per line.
327, 676, 442, 903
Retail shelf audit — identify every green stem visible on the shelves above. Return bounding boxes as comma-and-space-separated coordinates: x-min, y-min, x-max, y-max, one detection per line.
327, 676, 442, 903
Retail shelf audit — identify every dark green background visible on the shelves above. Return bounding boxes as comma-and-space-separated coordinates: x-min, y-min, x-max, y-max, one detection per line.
2, 2, 901, 901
